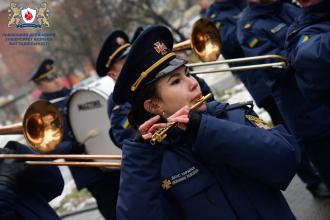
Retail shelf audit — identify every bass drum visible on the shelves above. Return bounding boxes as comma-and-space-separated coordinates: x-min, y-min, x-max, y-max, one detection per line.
68, 77, 121, 162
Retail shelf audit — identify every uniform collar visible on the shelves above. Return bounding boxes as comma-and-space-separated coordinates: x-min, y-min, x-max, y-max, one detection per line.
39, 88, 71, 100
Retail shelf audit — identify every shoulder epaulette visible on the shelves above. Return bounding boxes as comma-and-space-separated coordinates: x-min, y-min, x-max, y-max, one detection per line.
215, 101, 253, 117
226, 100, 254, 111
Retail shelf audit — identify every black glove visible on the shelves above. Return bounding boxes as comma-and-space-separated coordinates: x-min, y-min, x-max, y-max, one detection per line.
186, 111, 202, 137
0, 142, 27, 190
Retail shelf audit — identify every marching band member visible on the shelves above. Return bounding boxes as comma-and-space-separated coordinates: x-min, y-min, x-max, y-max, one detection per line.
113, 25, 300, 220
284, 0, 330, 190
96, 30, 137, 148
205, 0, 286, 127
0, 141, 63, 219
30, 60, 119, 220
286, 0, 330, 107
97, 29, 214, 148
236, 0, 330, 198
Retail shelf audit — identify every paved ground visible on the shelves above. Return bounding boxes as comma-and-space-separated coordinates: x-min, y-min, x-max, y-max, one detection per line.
284, 176, 330, 220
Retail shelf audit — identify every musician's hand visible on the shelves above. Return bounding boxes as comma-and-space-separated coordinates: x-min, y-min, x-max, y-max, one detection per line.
167, 106, 190, 130
139, 115, 167, 140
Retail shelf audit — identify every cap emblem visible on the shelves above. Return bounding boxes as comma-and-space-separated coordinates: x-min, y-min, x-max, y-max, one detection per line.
116, 37, 126, 45
154, 41, 168, 55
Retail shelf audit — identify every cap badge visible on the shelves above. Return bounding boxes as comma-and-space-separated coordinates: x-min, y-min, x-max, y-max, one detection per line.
154, 41, 168, 55
116, 37, 126, 45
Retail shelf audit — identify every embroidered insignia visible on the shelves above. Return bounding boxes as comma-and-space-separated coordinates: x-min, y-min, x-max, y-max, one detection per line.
162, 179, 172, 190
154, 41, 168, 55
162, 166, 199, 190
116, 37, 126, 45
245, 115, 271, 129
244, 23, 252, 29
248, 37, 259, 48
215, 21, 221, 29
120, 117, 130, 129
270, 23, 286, 34
297, 35, 309, 47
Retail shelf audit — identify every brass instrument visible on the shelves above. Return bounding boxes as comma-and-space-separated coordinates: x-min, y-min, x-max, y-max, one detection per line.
173, 18, 221, 62
172, 19, 288, 73
0, 100, 64, 153
0, 154, 121, 168
187, 54, 288, 74
150, 93, 213, 145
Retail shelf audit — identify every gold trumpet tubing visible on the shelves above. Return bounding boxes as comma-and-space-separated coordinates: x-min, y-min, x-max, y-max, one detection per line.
150, 93, 213, 145
189, 62, 287, 75
25, 161, 121, 168
186, 54, 288, 68
0, 154, 122, 160
0, 122, 23, 135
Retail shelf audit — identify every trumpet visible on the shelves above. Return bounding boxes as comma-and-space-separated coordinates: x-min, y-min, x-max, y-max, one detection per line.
0, 100, 64, 153
150, 93, 213, 145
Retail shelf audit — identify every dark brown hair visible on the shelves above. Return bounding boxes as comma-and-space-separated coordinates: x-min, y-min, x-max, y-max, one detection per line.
128, 82, 160, 128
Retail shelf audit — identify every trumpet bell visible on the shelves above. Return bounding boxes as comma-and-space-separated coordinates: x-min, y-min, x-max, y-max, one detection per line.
23, 100, 64, 153
191, 18, 221, 62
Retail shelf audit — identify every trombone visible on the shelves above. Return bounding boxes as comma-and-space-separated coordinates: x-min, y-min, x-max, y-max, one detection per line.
173, 18, 288, 73
0, 154, 121, 168
0, 100, 121, 168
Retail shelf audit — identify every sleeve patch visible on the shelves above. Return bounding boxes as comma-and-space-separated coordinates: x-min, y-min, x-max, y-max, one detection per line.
120, 117, 130, 129
248, 37, 259, 48
297, 35, 310, 47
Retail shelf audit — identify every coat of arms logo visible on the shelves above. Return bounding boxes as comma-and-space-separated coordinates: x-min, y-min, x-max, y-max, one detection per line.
8, 2, 50, 28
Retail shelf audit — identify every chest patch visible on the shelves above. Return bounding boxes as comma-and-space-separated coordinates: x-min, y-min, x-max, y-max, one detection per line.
161, 166, 200, 190
270, 23, 286, 34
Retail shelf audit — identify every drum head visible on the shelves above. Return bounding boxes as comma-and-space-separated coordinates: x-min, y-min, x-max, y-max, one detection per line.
68, 77, 121, 162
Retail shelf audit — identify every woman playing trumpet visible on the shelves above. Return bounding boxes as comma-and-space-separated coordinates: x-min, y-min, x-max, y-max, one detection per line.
113, 25, 300, 220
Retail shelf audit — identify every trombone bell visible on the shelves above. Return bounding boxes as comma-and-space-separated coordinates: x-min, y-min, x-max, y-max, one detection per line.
173, 18, 221, 62
0, 100, 64, 153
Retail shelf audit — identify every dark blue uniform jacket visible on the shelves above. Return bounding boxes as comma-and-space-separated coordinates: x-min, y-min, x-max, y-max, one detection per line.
205, 0, 272, 106
40, 88, 103, 189
117, 101, 300, 220
237, 2, 330, 143
285, 0, 330, 107
0, 144, 64, 219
